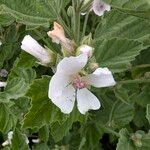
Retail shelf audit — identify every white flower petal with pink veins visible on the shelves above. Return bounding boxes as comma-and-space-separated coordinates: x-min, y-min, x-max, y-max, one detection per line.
56, 54, 88, 75
84, 67, 116, 88
92, 0, 111, 16
48, 54, 116, 114
48, 73, 75, 114
77, 88, 101, 114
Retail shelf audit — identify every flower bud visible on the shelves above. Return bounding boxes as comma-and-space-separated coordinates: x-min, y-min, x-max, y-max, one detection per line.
131, 133, 142, 147
21, 35, 53, 66
81, 33, 93, 45
47, 22, 73, 52
67, 6, 74, 17
77, 45, 93, 57
93, 0, 111, 16
0, 69, 8, 77
0, 40, 2, 46
0, 81, 7, 87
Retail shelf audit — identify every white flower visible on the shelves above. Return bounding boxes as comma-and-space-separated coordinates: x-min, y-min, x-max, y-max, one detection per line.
0, 81, 7, 87
21, 35, 51, 65
0, 40, 2, 46
92, 0, 111, 16
77, 45, 93, 57
2, 131, 13, 146
7, 131, 13, 144
48, 54, 116, 114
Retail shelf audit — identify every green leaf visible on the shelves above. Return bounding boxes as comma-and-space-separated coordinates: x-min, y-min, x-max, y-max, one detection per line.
109, 101, 134, 127
0, 0, 67, 28
81, 122, 103, 150
33, 143, 50, 150
96, 93, 134, 129
116, 129, 135, 150
117, 129, 150, 150
50, 108, 85, 142
103, 0, 150, 20
0, 14, 14, 26
94, 10, 150, 46
135, 85, 150, 107
23, 76, 62, 129
11, 129, 29, 150
0, 44, 15, 69
94, 38, 143, 72
0, 51, 37, 102
0, 103, 16, 133
39, 125, 49, 142
0, 78, 28, 103
133, 106, 149, 128
146, 104, 150, 124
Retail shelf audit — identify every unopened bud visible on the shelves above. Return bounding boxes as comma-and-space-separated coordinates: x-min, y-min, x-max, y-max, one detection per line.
0, 69, 8, 77
77, 45, 93, 57
47, 22, 74, 52
67, 6, 74, 17
131, 133, 142, 147
89, 62, 99, 72
81, 33, 93, 45
21, 35, 53, 66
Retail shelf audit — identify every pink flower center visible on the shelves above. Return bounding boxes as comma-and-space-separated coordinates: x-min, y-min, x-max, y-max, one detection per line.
71, 75, 87, 89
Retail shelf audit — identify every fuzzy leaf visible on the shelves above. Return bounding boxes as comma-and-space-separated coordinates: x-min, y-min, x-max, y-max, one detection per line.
94, 10, 150, 46
11, 129, 29, 150
23, 76, 63, 129
103, 0, 150, 19
94, 38, 143, 72
0, 103, 16, 133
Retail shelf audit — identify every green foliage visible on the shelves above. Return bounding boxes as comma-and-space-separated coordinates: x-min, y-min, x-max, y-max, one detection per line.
117, 129, 150, 150
23, 76, 62, 129
0, 103, 16, 133
94, 10, 150, 46
103, 0, 150, 19
50, 108, 85, 142
146, 104, 150, 124
11, 129, 29, 150
94, 38, 143, 72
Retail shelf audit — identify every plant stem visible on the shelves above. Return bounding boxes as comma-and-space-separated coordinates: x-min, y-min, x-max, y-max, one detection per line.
82, 11, 90, 38
98, 124, 120, 137
118, 79, 150, 84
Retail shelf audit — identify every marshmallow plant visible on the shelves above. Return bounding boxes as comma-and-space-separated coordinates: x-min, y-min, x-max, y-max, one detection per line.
48, 54, 116, 114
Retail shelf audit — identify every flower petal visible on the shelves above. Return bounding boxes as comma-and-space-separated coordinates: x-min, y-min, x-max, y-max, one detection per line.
85, 67, 116, 88
48, 73, 75, 114
56, 54, 88, 75
77, 88, 101, 114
